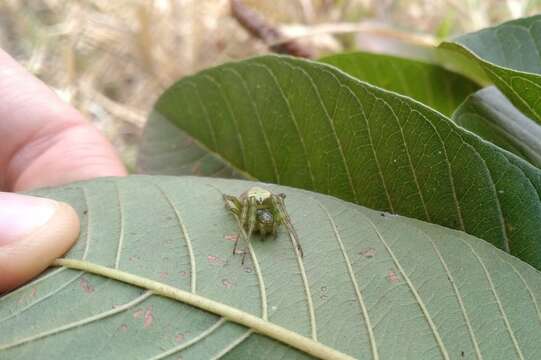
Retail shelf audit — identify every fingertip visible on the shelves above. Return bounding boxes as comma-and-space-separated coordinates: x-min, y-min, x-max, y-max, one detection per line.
0, 198, 80, 293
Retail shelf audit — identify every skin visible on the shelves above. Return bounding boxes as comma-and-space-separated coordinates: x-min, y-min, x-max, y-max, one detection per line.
0, 48, 126, 293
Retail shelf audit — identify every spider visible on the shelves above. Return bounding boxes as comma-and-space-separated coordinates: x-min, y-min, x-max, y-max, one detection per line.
223, 186, 303, 263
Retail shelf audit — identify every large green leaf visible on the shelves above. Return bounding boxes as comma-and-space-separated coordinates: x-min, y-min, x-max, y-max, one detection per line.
2, 176, 541, 359
137, 52, 479, 177
145, 55, 541, 269
453, 86, 541, 168
440, 15, 541, 124
320, 52, 479, 116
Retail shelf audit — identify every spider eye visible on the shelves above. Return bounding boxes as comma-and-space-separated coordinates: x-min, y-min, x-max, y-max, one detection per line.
256, 209, 273, 224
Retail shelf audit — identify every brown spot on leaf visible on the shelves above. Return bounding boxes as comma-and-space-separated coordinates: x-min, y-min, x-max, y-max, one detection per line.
80, 277, 95, 293
207, 255, 226, 266
233, 248, 245, 255
119, 324, 128, 332
159, 272, 169, 279
144, 305, 154, 328
360, 247, 376, 258
222, 279, 234, 289
387, 270, 400, 284
191, 163, 203, 176
175, 333, 185, 343
133, 308, 144, 319
320, 286, 328, 300
17, 287, 37, 304
224, 234, 240, 242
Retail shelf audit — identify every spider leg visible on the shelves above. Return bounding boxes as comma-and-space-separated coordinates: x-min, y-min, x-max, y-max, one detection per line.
259, 221, 268, 237
246, 197, 257, 240
240, 197, 249, 230
223, 194, 241, 215
232, 231, 241, 255
272, 194, 303, 257
271, 220, 278, 239
231, 212, 251, 259
224, 194, 243, 255
236, 197, 257, 263
231, 214, 250, 262
224, 195, 243, 254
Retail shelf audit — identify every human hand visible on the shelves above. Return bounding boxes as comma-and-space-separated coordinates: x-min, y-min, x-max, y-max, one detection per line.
0, 48, 127, 293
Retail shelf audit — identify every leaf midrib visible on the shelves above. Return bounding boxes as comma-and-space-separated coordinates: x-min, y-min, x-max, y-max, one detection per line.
33, 259, 356, 360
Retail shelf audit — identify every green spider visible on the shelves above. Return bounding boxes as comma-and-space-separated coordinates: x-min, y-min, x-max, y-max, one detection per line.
223, 187, 303, 262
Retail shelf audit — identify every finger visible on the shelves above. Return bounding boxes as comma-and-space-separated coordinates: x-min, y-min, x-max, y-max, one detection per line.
0, 192, 79, 293
0, 48, 126, 191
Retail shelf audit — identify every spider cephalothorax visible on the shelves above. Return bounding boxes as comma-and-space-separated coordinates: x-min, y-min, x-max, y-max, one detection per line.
223, 186, 303, 261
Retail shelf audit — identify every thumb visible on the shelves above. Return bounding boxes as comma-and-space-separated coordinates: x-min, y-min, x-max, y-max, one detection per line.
0, 192, 79, 293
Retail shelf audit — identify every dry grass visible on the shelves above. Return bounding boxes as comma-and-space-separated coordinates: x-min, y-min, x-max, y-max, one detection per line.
1, 0, 539, 169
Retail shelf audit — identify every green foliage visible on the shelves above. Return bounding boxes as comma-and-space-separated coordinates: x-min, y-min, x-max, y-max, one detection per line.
440, 15, 541, 124
453, 86, 541, 167
3, 176, 541, 359
321, 52, 479, 116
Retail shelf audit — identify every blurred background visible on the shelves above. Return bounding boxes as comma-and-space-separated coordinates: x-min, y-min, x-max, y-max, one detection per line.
1, 0, 540, 170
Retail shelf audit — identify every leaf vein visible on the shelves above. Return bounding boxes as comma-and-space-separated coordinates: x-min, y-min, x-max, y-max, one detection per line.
211, 330, 253, 360
251, 61, 317, 189
457, 239, 525, 360
0, 291, 152, 351
149, 318, 226, 360
202, 74, 248, 169
315, 198, 379, 360
154, 182, 197, 293
281, 61, 360, 203
427, 236, 483, 359
361, 211, 450, 360
224, 67, 281, 183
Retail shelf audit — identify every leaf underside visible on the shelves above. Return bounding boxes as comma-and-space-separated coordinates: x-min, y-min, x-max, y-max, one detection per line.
137, 109, 241, 179
2, 176, 541, 359
148, 55, 541, 269
440, 15, 541, 124
452, 86, 541, 168
137, 108, 240, 178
